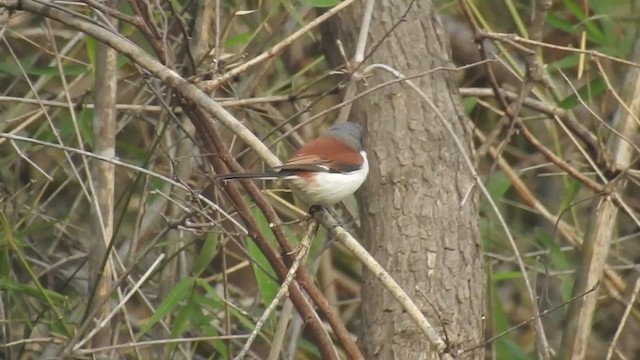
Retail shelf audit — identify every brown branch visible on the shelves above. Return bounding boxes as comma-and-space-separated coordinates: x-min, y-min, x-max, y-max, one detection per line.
519, 124, 603, 192
234, 220, 319, 360
559, 5, 640, 356
191, 106, 364, 360
483, 32, 640, 68
183, 104, 340, 359
461, 1, 553, 357
126, 0, 167, 63
459, 87, 601, 158
458, 0, 512, 113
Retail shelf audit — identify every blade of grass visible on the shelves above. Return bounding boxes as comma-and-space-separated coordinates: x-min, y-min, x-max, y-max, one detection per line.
0, 212, 71, 337
136, 276, 195, 338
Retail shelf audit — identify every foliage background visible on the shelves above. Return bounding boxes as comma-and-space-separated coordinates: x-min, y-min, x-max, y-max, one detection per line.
1, 0, 640, 359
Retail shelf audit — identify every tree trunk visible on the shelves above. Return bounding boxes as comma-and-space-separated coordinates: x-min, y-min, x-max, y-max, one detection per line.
322, 2, 484, 358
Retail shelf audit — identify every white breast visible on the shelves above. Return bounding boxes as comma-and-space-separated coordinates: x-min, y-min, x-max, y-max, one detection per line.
290, 151, 369, 206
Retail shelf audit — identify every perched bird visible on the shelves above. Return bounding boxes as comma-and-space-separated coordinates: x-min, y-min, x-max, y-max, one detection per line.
217, 122, 368, 206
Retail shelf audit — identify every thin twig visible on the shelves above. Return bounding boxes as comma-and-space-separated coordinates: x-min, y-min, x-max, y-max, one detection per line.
187, 106, 342, 359
200, 0, 357, 92
605, 277, 640, 360
233, 221, 320, 360
312, 208, 450, 356
267, 299, 295, 360
463, 283, 599, 353
0, 337, 66, 348
8, 140, 53, 181
0, 132, 244, 231
73, 335, 251, 355
484, 32, 640, 68
0, 93, 324, 110
560, 19, 640, 358
72, 254, 165, 351
473, 127, 629, 300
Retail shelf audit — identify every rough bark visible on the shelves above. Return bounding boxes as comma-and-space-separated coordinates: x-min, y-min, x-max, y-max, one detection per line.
322, 1, 483, 359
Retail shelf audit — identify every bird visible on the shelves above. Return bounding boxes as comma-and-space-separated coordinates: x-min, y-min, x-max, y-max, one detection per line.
216, 122, 368, 206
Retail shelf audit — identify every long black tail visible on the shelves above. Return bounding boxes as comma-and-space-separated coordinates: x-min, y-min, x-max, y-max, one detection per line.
216, 172, 287, 181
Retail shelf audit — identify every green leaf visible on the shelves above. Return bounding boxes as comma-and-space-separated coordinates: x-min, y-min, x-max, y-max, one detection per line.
270, 56, 325, 94
588, 1, 616, 49
165, 294, 196, 356
32, 66, 85, 76
169, 298, 194, 338
496, 337, 533, 360
170, 0, 184, 13
0, 279, 67, 305
197, 280, 254, 331
487, 171, 512, 200
116, 137, 148, 159
117, 54, 129, 68
192, 232, 219, 277
224, 32, 252, 48
549, 52, 580, 71
561, 0, 605, 45
0, 62, 28, 76
300, 0, 339, 7
490, 281, 532, 360
557, 77, 606, 110
558, 178, 582, 215
306, 225, 326, 270
247, 244, 278, 309
49, 321, 71, 337
137, 277, 195, 337
534, 228, 573, 301
0, 212, 71, 336
86, 37, 97, 68
193, 281, 223, 310
545, 14, 577, 36
462, 96, 478, 114
0, 231, 10, 277
247, 205, 279, 309
491, 271, 523, 282
191, 293, 228, 358
78, 107, 95, 148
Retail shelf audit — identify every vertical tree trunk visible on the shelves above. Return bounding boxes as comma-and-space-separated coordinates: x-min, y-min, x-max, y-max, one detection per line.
323, 2, 483, 358
90, 0, 118, 353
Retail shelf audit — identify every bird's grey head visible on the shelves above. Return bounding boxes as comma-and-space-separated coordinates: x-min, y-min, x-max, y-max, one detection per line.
323, 122, 364, 151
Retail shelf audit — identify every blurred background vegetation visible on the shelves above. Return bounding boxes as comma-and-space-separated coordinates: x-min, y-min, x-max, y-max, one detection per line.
1, 0, 640, 359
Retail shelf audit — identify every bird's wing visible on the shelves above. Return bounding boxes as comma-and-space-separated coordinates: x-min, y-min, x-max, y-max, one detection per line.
275, 138, 363, 174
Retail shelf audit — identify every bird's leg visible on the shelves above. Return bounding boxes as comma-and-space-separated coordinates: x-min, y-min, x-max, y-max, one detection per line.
269, 214, 312, 228
275, 205, 325, 226
309, 205, 345, 230
271, 206, 346, 230
308, 204, 323, 217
